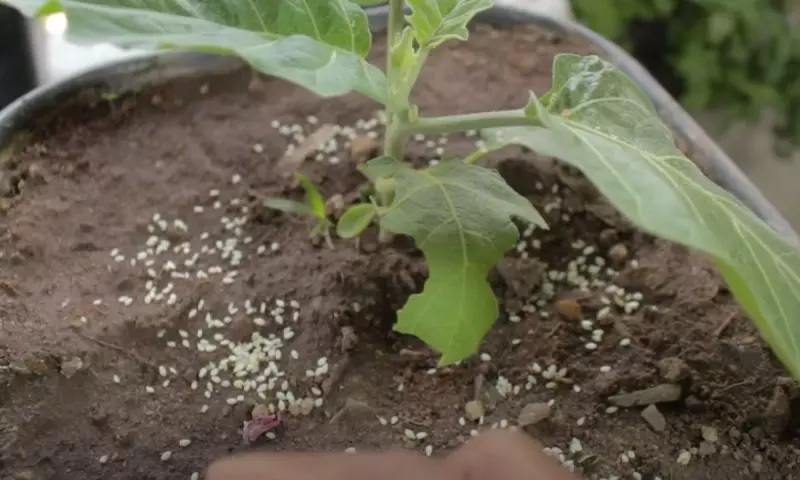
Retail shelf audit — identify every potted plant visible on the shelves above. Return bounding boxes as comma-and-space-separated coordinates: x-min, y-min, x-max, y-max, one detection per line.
1, 1, 799, 479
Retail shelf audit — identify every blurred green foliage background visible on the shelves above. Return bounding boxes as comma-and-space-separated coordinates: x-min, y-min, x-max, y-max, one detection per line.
573, 0, 800, 150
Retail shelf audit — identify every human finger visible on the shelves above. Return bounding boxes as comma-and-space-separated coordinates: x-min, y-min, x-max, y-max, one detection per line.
441, 430, 580, 480
205, 449, 443, 480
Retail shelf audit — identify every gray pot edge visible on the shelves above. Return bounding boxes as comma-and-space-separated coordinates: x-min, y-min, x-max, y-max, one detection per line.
1, 4, 797, 247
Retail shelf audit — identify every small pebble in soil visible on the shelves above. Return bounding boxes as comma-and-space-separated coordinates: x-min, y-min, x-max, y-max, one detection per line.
701, 426, 719, 443
554, 298, 581, 320
569, 438, 583, 454
98, 455, 109, 464
608, 384, 682, 407
160, 451, 172, 462
641, 404, 667, 432
676, 450, 692, 465
518, 402, 551, 427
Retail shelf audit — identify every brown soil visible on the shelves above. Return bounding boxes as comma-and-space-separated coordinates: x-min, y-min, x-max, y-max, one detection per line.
1, 24, 799, 480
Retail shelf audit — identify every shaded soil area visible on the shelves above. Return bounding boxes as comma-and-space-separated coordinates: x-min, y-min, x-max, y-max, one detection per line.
1, 25, 799, 480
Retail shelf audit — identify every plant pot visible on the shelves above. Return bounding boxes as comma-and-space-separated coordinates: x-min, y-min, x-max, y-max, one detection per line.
0, 4, 38, 111
0, 6, 798, 480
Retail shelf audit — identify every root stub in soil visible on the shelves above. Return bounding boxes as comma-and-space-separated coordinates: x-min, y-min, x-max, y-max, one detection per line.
1, 25, 799, 480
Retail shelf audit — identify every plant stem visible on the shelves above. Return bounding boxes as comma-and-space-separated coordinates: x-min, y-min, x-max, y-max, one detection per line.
377, 0, 407, 244
464, 147, 489, 164
402, 109, 536, 136
384, 0, 408, 162
387, 0, 405, 51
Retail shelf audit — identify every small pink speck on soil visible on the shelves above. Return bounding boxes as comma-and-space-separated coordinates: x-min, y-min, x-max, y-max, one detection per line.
242, 413, 281, 444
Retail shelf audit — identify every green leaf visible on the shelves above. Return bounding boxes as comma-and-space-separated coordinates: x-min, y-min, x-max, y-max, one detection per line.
387, 26, 423, 105
16, 0, 386, 102
337, 203, 377, 238
486, 53, 800, 379
294, 172, 327, 220
708, 12, 735, 44
406, 0, 493, 49
357, 155, 404, 182
263, 197, 313, 216
7, 0, 61, 15
372, 157, 547, 364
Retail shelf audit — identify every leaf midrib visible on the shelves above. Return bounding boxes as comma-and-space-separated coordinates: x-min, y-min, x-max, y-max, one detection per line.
420, 171, 469, 270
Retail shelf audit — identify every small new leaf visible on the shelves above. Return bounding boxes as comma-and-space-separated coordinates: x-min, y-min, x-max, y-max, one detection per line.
406, 0, 493, 49
295, 172, 327, 221
370, 157, 547, 364
15, 0, 385, 102
486, 53, 800, 378
337, 203, 377, 238
388, 26, 424, 105
262, 197, 314, 216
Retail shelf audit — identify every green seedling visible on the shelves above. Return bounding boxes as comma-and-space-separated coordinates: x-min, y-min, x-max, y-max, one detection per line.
14, 0, 800, 376
263, 172, 334, 249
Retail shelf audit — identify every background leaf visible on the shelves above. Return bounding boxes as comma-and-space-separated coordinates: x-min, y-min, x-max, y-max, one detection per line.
405, 0, 493, 48
486, 53, 800, 378
14, 0, 385, 102
337, 203, 376, 238
571, 0, 800, 150
371, 157, 547, 364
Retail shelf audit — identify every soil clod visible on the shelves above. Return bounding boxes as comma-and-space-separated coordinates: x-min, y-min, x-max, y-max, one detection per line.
658, 357, 690, 382
464, 400, 486, 422
607, 243, 629, 264
757, 385, 791, 435
554, 298, 582, 321
349, 136, 380, 163
59, 356, 85, 378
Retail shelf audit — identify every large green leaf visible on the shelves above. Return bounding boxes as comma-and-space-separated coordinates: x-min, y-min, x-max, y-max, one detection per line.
486, 53, 800, 378
369, 157, 547, 364
406, 0, 493, 49
14, 0, 385, 102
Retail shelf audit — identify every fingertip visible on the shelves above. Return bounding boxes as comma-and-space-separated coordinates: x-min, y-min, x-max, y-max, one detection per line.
443, 429, 580, 480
